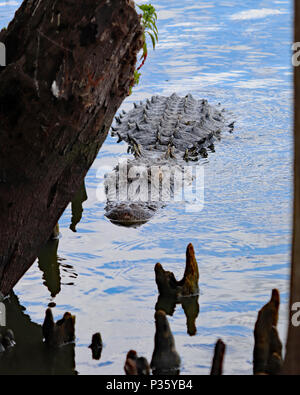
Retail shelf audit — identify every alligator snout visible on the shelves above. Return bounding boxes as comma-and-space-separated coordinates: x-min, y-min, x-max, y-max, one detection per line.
105, 202, 156, 227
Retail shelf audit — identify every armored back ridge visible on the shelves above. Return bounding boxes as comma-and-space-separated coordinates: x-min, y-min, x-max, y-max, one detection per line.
104, 93, 233, 226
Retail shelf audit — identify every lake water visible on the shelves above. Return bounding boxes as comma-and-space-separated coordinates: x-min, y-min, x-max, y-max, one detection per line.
0, 0, 293, 375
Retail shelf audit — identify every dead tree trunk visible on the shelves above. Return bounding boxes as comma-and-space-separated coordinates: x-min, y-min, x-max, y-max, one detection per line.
0, 0, 143, 295
283, 0, 300, 374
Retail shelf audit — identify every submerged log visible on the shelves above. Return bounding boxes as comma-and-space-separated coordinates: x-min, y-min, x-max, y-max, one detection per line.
253, 289, 283, 375
0, 0, 143, 295
283, 0, 300, 374
154, 243, 199, 298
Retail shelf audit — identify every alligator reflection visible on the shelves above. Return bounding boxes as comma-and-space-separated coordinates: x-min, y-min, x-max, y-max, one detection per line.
0, 293, 77, 375
70, 180, 88, 232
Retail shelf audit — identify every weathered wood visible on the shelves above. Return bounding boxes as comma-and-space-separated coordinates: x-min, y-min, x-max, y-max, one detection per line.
124, 350, 150, 375
150, 310, 181, 375
0, 0, 143, 295
0, 292, 76, 374
89, 332, 103, 361
70, 180, 87, 232
37, 238, 60, 297
283, 0, 300, 374
253, 289, 282, 375
154, 243, 199, 298
42, 308, 75, 347
210, 339, 226, 376
155, 294, 200, 336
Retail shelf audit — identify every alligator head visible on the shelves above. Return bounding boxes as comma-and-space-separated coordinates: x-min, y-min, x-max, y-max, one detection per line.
105, 202, 159, 227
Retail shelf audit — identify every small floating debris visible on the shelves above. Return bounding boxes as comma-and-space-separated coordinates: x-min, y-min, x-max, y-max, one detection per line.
89, 332, 103, 360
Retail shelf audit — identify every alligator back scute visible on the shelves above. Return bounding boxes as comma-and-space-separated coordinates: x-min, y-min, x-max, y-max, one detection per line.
112, 93, 226, 162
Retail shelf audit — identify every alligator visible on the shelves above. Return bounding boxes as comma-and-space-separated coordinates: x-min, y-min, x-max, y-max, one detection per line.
104, 93, 233, 226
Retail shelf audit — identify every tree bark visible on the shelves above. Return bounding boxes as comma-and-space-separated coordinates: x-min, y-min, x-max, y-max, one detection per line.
210, 339, 226, 376
283, 0, 300, 374
0, 0, 143, 295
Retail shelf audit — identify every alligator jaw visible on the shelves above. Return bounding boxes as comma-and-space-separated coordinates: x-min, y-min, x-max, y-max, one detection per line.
105, 202, 158, 227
